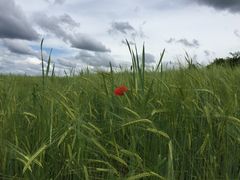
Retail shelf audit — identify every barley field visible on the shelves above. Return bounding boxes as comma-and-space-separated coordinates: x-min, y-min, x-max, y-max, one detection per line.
0, 44, 240, 179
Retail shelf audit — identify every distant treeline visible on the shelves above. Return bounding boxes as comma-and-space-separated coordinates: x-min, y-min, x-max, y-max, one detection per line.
207, 51, 240, 68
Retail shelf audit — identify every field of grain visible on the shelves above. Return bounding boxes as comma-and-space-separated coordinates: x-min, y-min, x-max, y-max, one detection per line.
1, 45, 240, 179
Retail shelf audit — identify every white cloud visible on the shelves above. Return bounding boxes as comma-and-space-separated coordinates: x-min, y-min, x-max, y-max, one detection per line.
0, 0, 240, 75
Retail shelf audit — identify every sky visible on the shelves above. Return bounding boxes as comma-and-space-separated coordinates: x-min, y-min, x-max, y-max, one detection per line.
0, 0, 240, 75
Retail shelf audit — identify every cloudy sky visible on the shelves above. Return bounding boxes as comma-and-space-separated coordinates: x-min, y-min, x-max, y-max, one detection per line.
0, 0, 240, 75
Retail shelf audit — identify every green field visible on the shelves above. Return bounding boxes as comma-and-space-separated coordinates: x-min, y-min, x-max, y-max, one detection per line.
1, 45, 240, 179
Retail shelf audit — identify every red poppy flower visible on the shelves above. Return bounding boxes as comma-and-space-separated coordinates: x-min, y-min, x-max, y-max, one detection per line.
114, 85, 128, 96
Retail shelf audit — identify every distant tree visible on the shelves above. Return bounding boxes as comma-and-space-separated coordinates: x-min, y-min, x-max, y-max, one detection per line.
228, 51, 240, 67
207, 51, 240, 68
229, 51, 240, 59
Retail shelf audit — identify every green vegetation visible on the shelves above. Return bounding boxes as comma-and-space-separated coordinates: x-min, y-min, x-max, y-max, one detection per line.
0, 42, 240, 179
207, 51, 240, 68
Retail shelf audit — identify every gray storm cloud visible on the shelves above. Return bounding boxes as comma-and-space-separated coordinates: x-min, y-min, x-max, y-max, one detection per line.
57, 58, 77, 68
177, 39, 200, 48
166, 38, 175, 43
234, 30, 240, 38
140, 53, 156, 65
110, 22, 135, 34
45, 0, 66, 5
70, 35, 110, 52
54, 0, 66, 5
166, 38, 200, 48
34, 13, 78, 41
0, 0, 39, 40
194, 0, 240, 12
148, 0, 240, 13
109, 21, 145, 40
204, 50, 210, 56
59, 14, 80, 28
145, 53, 156, 64
2, 39, 37, 56
121, 40, 135, 45
34, 13, 110, 52
75, 51, 117, 68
